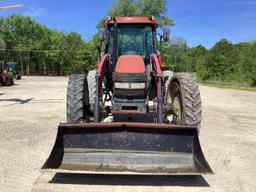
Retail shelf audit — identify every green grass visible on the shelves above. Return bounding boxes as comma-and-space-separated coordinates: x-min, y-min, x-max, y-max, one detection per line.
198, 80, 256, 91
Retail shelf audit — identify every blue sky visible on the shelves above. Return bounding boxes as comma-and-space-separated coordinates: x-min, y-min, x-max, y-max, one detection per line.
1, 0, 256, 48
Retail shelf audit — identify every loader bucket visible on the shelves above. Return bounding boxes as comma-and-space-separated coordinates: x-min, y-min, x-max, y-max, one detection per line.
42, 123, 213, 175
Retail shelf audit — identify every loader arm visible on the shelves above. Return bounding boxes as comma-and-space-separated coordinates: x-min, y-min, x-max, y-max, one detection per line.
151, 54, 164, 123
95, 54, 110, 122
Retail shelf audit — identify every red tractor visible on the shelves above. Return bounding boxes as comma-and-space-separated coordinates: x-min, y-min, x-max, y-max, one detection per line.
43, 17, 212, 175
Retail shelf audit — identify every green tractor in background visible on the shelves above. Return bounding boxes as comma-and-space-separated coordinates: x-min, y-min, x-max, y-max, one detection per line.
7, 62, 22, 80
0, 61, 14, 86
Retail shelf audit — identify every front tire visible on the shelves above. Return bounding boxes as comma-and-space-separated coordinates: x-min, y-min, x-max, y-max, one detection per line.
16, 74, 21, 80
87, 70, 97, 114
66, 74, 89, 123
66, 71, 97, 124
168, 73, 202, 131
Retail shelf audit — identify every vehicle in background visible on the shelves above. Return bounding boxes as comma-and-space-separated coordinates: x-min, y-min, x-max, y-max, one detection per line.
0, 61, 14, 86
7, 62, 21, 80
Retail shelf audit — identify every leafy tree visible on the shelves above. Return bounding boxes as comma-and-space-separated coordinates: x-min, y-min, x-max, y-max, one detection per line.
0, 14, 97, 75
202, 39, 239, 80
0, 36, 6, 50
188, 45, 207, 70
236, 42, 256, 86
161, 37, 190, 71
139, 0, 173, 27
109, 0, 137, 17
98, 0, 174, 28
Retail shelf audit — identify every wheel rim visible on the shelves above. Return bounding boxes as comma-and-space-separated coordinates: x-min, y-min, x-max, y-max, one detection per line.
173, 95, 182, 124
164, 90, 172, 123
165, 82, 182, 124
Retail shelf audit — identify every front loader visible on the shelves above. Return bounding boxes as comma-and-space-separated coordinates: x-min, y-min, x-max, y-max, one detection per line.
42, 16, 213, 175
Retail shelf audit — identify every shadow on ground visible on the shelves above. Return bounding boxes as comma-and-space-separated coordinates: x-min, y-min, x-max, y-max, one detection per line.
49, 173, 210, 187
0, 98, 34, 104
0, 98, 64, 106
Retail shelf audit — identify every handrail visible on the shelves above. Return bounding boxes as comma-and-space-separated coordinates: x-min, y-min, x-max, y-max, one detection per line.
150, 54, 163, 77
150, 54, 163, 123
96, 54, 110, 75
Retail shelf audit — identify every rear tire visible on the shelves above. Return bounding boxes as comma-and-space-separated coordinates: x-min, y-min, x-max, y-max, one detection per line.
18, 73, 21, 80
66, 71, 97, 124
5, 78, 11, 86
66, 74, 89, 123
10, 78, 14, 85
87, 70, 97, 114
168, 73, 202, 131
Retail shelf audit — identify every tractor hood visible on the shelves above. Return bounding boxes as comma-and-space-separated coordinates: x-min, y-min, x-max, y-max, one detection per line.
115, 55, 145, 74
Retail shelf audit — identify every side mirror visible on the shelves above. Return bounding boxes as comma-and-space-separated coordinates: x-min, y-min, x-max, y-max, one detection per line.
98, 28, 106, 42
163, 28, 170, 42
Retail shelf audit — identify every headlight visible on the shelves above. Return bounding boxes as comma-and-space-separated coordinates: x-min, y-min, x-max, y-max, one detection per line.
130, 83, 145, 89
115, 82, 130, 89
115, 82, 145, 89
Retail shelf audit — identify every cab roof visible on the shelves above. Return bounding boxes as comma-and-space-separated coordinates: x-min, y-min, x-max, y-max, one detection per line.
105, 16, 158, 27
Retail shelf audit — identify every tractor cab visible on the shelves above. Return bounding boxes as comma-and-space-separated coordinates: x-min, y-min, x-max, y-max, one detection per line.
7, 62, 21, 79
99, 16, 169, 67
98, 17, 170, 115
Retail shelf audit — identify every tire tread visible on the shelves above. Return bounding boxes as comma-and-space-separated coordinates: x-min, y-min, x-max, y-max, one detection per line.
171, 73, 202, 130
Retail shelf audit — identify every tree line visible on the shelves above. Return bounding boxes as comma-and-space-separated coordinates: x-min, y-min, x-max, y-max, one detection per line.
162, 37, 256, 87
0, 14, 98, 75
0, 0, 255, 86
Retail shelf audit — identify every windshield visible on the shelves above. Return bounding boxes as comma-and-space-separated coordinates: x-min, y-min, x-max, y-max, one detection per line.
109, 26, 154, 62
8, 64, 17, 70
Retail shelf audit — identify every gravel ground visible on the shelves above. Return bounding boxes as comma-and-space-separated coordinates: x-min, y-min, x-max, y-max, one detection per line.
0, 76, 255, 192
